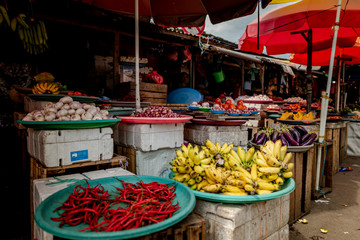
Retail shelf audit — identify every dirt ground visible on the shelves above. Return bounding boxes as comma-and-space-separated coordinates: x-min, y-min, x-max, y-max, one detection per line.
289, 156, 360, 240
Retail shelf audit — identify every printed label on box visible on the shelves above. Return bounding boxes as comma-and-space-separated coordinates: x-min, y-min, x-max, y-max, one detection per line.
70, 150, 88, 162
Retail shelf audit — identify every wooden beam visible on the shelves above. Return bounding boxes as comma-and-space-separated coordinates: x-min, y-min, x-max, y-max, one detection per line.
259, 64, 265, 94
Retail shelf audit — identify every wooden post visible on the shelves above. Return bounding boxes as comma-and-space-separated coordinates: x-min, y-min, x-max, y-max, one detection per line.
112, 32, 120, 98
259, 63, 265, 94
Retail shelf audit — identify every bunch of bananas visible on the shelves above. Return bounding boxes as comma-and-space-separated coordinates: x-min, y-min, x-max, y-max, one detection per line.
170, 139, 293, 195
0, 5, 10, 28
32, 82, 60, 94
34, 72, 55, 82
11, 13, 48, 55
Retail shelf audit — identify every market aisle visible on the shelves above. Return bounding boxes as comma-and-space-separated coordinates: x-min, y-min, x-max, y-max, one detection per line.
289, 156, 360, 240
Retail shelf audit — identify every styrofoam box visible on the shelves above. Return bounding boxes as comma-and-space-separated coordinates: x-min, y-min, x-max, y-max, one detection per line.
184, 124, 248, 147
27, 127, 114, 167
194, 194, 290, 240
33, 168, 134, 240
113, 122, 184, 152
24, 95, 50, 112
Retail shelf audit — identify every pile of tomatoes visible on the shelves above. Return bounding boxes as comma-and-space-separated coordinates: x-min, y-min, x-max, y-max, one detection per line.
215, 98, 247, 110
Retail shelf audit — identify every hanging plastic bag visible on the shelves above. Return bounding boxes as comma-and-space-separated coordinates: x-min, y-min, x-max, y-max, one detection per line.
144, 70, 163, 84
183, 46, 192, 63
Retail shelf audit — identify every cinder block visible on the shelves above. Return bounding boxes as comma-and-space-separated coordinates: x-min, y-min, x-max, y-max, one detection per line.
113, 122, 184, 151
194, 194, 290, 240
184, 124, 248, 147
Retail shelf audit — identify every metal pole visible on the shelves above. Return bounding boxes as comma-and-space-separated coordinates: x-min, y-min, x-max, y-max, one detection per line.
135, 0, 140, 111
315, 0, 342, 191
306, 29, 313, 113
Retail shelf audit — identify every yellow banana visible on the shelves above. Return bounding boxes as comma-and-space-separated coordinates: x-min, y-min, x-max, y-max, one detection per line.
176, 166, 187, 174
279, 146, 287, 161
205, 139, 217, 153
266, 155, 281, 167
273, 139, 282, 159
258, 167, 281, 174
196, 180, 209, 190
283, 152, 292, 164
188, 147, 195, 160
256, 189, 273, 195
227, 156, 240, 168
222, 185, 244, 193
0, 13, 3, 25
257, 181, 276, 191
237, 147, 246, 161
264, 140, 275, 153
188, 178, 196, 186
263, 174, 279, 181
189, 171, 198, 179
200, 157, 212, 165
180, 174, 191, 182
250, 163, 257, 181
181, 144, 189, 158
177, 157, 187, 165
226, 179, 245, 187
282, 171, 293, 178
215, 142, 221, 152
285, 163, 294, 172
245, 147, 255, 163
220, 142, 228, 152
234, 166, 252, 179
203, 184, 222, 193
194, 165, 205, 176
230, 149, 241, 163
244, 184, 255, 193
186, 157, 194, 167
221, 192, 248, 196
176, 150, 184, 158
221, 144, 233, 154
275, 177, 284, 186
224, 161, 231, 170
255, 158, 270, 168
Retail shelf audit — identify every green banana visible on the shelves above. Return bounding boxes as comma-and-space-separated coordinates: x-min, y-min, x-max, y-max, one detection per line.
39, 21, 48, 40
0, 13, 3, 25
18, 26, 24, 41
32, 25, 39, 45
0, 6, 10, 26
36, 22, 43, 44
16, 14, 29, 29
10, 17, 17, 31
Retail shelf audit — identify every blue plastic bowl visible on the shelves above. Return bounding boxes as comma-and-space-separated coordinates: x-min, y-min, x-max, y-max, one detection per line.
241, 113, 251, 116
210, 110, 226, 114
226, 112, 240, 116
187, 106, 199, 110
250, 111, 260, 114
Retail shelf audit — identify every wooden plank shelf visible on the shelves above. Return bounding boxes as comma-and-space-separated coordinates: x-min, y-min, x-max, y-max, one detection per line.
206, 113, 261, 121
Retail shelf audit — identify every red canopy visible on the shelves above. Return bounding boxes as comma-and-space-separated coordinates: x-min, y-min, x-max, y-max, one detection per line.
238, 0, 360, 55
77, 0, 272, 27
290, 44, 360, 66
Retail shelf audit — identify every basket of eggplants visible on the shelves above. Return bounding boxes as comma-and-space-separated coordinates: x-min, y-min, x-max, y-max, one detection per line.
252, 125, 317, 147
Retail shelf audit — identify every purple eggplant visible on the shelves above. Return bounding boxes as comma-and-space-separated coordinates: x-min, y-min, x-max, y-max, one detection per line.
301, 133, 317, 146
280, 133, 290, 146
301, 133, 311, 143
253, 132, 260, 143
290, 127, 301, 143
256, 132, 266, 144
272, 130, 280, 142
294, 126, 308, 136
283, 130, 299, 146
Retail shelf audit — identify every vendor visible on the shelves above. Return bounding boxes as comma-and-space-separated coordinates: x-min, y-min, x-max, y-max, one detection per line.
266, 77, 278, 96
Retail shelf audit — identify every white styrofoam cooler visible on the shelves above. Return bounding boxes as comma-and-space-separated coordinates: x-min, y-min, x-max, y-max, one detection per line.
24, 95, 50, 112
27, 127, 114, 167
113, 122, 184, 151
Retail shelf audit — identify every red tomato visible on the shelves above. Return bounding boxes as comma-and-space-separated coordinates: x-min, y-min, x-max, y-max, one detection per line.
225, 99, 232, 105
223, 104, 229, 109
237, 100, 244, 106
74, 91, 82, 96
67, 91, 74, 95
215, 98, 222, 104
230, 104, 236, 109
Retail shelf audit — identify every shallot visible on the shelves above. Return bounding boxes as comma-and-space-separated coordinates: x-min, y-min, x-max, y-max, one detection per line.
134, 106, 182, 118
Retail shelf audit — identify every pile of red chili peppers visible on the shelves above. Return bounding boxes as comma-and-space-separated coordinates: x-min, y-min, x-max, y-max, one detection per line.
51, 179, 179, 232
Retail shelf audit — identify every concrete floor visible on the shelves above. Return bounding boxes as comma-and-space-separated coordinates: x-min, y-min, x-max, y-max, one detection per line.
289, 156, 360, 240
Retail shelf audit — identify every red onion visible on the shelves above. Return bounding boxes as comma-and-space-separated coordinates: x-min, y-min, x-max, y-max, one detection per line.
134, 106, 183, 118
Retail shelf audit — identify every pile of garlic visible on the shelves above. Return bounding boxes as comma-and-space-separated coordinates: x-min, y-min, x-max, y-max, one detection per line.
22, 96, 110, 121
